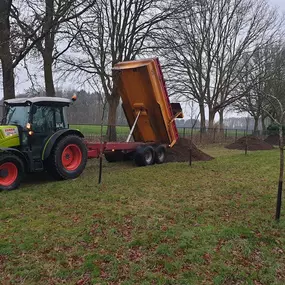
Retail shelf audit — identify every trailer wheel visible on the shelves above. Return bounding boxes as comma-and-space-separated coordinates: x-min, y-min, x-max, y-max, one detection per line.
0, 153, 25, 191
46, 135, 88, 180
154, 145, 166, 164
134, 146, 155, 167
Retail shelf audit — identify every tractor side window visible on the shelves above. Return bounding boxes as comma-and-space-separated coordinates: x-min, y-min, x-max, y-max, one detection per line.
6, 106, 29, 128
32, 105, 66, 132
32, 105, 55, 133
55, 108, 65, 129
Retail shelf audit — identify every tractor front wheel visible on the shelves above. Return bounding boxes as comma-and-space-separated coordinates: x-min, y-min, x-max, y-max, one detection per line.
0, 153, 24, 191
46, 135, 88, 180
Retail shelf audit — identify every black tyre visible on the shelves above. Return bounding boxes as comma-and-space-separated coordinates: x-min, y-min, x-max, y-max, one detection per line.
154, 145, 166, 164
0, 153, 25, 191
46, 135, 88, 180
134, 146, 155, 167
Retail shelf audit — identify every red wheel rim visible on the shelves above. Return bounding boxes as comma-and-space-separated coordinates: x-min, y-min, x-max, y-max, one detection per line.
0, 162, 18, 187
61, 144, 82, 171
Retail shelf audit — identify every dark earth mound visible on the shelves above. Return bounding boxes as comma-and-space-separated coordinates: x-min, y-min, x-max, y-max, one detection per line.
225, 135, 273, 151
166, 138, 214, 162
264, 135, 280, 146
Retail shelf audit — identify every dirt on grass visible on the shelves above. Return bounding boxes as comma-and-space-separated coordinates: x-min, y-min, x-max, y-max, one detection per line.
264, 135, 280, 146
166, 138, 214, 162
225, 135, 274, 151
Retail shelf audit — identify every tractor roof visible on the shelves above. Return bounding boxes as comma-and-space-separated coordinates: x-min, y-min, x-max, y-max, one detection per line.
4, 97, 72, 105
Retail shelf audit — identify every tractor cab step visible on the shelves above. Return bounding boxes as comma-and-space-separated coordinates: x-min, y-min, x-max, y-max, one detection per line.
32, 159, 44, 172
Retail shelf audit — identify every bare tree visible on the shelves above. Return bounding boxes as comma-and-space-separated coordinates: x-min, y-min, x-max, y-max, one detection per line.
249, 44, 285, 220
157, 0, 282, 132
262, 94, 285, 221
265, 46, 285, 121
10, 0, 96, 97
0, 0, 95, 100
236, 43, 285, 134
61, 0, 179, 141
234, 48, 273, 134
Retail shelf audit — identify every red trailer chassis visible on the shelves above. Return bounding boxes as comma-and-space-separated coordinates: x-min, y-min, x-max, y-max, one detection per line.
86, 141, 154, 159
86, 141, 165, 167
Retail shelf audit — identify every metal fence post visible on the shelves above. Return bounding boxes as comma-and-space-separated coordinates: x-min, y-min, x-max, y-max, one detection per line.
183, 127, 186, 138
235, 129, 238, 142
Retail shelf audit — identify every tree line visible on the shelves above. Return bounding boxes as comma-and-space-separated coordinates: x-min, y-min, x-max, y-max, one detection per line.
0, 0, 284, 139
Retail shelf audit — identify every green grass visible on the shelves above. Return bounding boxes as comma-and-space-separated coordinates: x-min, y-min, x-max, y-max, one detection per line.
1, 147, 285, 284
70, 124, 246, 138
70, 125, 130, 135
178, 128, 247, 138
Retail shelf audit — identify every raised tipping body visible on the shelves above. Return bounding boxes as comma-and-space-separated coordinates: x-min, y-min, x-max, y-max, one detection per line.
113, 58, 182, 147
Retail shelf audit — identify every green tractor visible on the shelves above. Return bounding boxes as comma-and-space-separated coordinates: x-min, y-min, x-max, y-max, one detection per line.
0, 97, 88, 191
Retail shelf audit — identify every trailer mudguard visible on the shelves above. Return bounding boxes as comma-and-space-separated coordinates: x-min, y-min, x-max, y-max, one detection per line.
42, 129, 84, 160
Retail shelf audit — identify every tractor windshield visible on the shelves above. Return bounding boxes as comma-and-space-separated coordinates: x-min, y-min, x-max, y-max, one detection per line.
4, 105, 30, 128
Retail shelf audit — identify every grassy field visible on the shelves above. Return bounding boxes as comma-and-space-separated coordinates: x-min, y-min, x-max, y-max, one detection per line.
71, 125, 130, 135
1, 147, 285, 284
70, 124, 248, 138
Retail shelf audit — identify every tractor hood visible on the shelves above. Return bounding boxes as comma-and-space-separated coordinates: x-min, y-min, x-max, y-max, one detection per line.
0, 126, 20, 148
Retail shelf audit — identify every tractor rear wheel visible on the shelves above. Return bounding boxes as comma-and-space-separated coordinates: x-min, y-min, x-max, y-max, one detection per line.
46, 135, 88, 180
0, 153, 24, 191
134, 145, 155, 167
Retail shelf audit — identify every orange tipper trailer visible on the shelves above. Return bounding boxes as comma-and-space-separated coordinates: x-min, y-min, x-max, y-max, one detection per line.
87, 58, 183, 166
113, 58, 183, 147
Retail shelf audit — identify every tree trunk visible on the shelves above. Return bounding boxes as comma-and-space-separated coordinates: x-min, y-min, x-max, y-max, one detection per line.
106, 95, 120, 141
199, 103, 206, 133
43, 0, 55, 97
208, 108, 215, 130
0, 0, 15, 100
276, 123, 284, 221
261, 114, 266, 135
219, 109, 224, 132
253, 117, 259, 136
1, 49, 15, 100
43, 54, 55, 97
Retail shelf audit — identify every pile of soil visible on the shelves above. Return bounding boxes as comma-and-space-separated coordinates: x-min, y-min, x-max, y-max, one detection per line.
225, 135, 274, 151
264, 135, 280, 146
166, 138, 214, 162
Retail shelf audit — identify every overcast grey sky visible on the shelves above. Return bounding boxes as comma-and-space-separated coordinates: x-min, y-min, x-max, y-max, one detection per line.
270, 0, 285, 9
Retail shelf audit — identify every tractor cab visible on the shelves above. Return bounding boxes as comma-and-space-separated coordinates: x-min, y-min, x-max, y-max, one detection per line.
1, 97, 72, 150
0, 97, 87, 191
